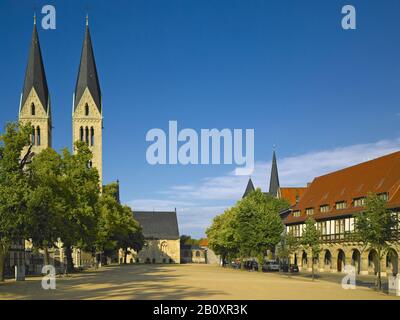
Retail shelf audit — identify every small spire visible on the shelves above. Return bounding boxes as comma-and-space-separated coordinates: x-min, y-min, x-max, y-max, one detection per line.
33, 13, 36, 25
86, 14, 89, 27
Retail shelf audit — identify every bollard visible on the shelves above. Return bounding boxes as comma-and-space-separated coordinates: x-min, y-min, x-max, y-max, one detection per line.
388, 274, 400, 296
15, 265, 25, 281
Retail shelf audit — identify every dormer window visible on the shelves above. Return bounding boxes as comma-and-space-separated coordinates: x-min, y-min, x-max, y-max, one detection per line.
378, 193, 388, 201
306, 208, 314, 215
320, 205, 330, 213
336, 201, 347, 210
354, 197, 366, 207
85, 104, 89, 116
31, 103, 35, 116
293, 210, 301, 217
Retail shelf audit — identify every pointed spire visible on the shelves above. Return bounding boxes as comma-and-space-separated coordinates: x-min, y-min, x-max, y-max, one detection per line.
21, 21, 49, 111
74, 16, 101, 112
242, 177, 255, 198
269, 150, 280, 197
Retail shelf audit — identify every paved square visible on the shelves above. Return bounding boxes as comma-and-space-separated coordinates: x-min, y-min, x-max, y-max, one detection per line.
0, 264, 398, 300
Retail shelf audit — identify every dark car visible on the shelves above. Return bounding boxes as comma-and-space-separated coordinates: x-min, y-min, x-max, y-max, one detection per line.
289, 264, 299, 273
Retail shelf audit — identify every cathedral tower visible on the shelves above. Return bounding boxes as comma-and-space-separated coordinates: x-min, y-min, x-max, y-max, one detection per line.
269, 150, 280, 197
72, 17, 103, 185
19, 16, 52, 155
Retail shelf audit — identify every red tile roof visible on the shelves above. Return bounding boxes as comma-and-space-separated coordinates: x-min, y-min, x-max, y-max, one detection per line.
284, 151, 400, 225
279, 187, 307, 206
199, 239, 209, 247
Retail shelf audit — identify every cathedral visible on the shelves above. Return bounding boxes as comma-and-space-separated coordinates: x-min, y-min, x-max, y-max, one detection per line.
18, 16, 103, 185
5, 16, 104, 277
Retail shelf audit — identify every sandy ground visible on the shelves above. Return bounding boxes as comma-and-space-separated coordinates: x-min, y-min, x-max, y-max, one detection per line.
0, 264, 398, 300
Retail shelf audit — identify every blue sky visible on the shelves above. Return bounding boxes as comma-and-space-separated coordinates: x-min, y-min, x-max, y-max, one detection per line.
1, 0, 400, 237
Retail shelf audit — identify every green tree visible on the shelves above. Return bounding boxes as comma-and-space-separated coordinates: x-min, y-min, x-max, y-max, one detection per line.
0, 122, 31, 281
59, 141, 100, 272
206, 207, 239, 266
26, 148, 64, 265
277, 230, 299, 269
301, 217, 321, 280
235, 189, 286, 271
353, 193, 398, 291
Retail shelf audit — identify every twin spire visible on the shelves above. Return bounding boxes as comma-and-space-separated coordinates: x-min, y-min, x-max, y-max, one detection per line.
21, 16, 49, 111
242, 149, 281, 198
22, 15, 101, 113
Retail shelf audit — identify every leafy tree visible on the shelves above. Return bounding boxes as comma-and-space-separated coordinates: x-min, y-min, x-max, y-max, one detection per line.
26, 148, 65, 265
277, 230, 299, 267
180, 235, 200, 246
301, 217, 321, 280
235, 189, 286, 271
206, 207, 239, 266
0, 122, 31, 281
353, 193, 398, 291
59, 141, 100, 272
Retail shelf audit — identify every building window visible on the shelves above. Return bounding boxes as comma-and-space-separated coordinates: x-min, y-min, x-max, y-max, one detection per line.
335, 219, 345, 235
80, 127, 84, 142
378, 193, 388, 201
90, 127, 94, 146
31, 103, 35, 116
36, 126, 41, 146
354, 197, 366, 207
85, 104, 89, 116
320, 205, 330, 213
306, 208, 314, 216
335, 201, 347, 210
293, 210, 301, 217
85, 127, 89, 145
161, 241, 168, 253
196, 251, 201, 257
31, 126, 35, 145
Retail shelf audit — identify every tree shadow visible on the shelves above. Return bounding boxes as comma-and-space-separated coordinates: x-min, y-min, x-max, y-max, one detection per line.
0, 264, 224, 300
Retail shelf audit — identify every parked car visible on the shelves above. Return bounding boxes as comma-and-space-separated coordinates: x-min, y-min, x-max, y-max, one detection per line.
231, 261, 241, 269
262, 260, 280, 272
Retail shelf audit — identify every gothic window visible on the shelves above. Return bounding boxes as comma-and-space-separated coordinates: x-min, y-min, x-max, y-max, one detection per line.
161, 242, 168, 253
88, 160, 93, 168
85, 104, 89, 116
31, 126, 35, 145
31, 103, 35, 116
90, 127, 94, 146
80, 127, 84, 142
85, 127, 89, 145
36, 127, 41, 146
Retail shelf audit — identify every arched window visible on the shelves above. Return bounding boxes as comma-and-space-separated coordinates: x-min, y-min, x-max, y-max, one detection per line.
161, 242, 168, 253
36, 126, 41, 146
31, 103, 35, 116
85, 127, 89, 145
85, 104, 89, 116
90, 127, 94, 146
80, 127, 84, 142
195, 251, 201, 257
88, 160, 93, 168
31, 126, 35, 145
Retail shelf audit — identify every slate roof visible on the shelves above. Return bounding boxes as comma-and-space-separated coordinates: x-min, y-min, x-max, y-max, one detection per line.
74, 23, 101, 112
242, 178, 255, 198
284, 151, 400, 224
133, 211, 180, 240
269, 151, 280, 197
21, 22, 49, 111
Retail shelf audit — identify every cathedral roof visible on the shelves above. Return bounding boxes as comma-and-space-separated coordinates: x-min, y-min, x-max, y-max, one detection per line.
242, 178, 255, 198
133, 211, 180, 240
21, 22, 49, 111
269, 151, 280, 197
75, 21, 101, 112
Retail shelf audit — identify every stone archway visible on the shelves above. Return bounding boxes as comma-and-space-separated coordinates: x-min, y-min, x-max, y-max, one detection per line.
351, 249, 361, 274
302, 251, 307, 269
386, 248, 399, 276
324, 250, 332, 271
368, 249, 379, 275
337, 249, 345, 272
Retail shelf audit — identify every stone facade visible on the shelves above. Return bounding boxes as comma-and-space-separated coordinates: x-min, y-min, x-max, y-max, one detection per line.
72, 87, 103, 185
290, 242, 400, 276
121, 239, 180, 264
19, 87, 52, 155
